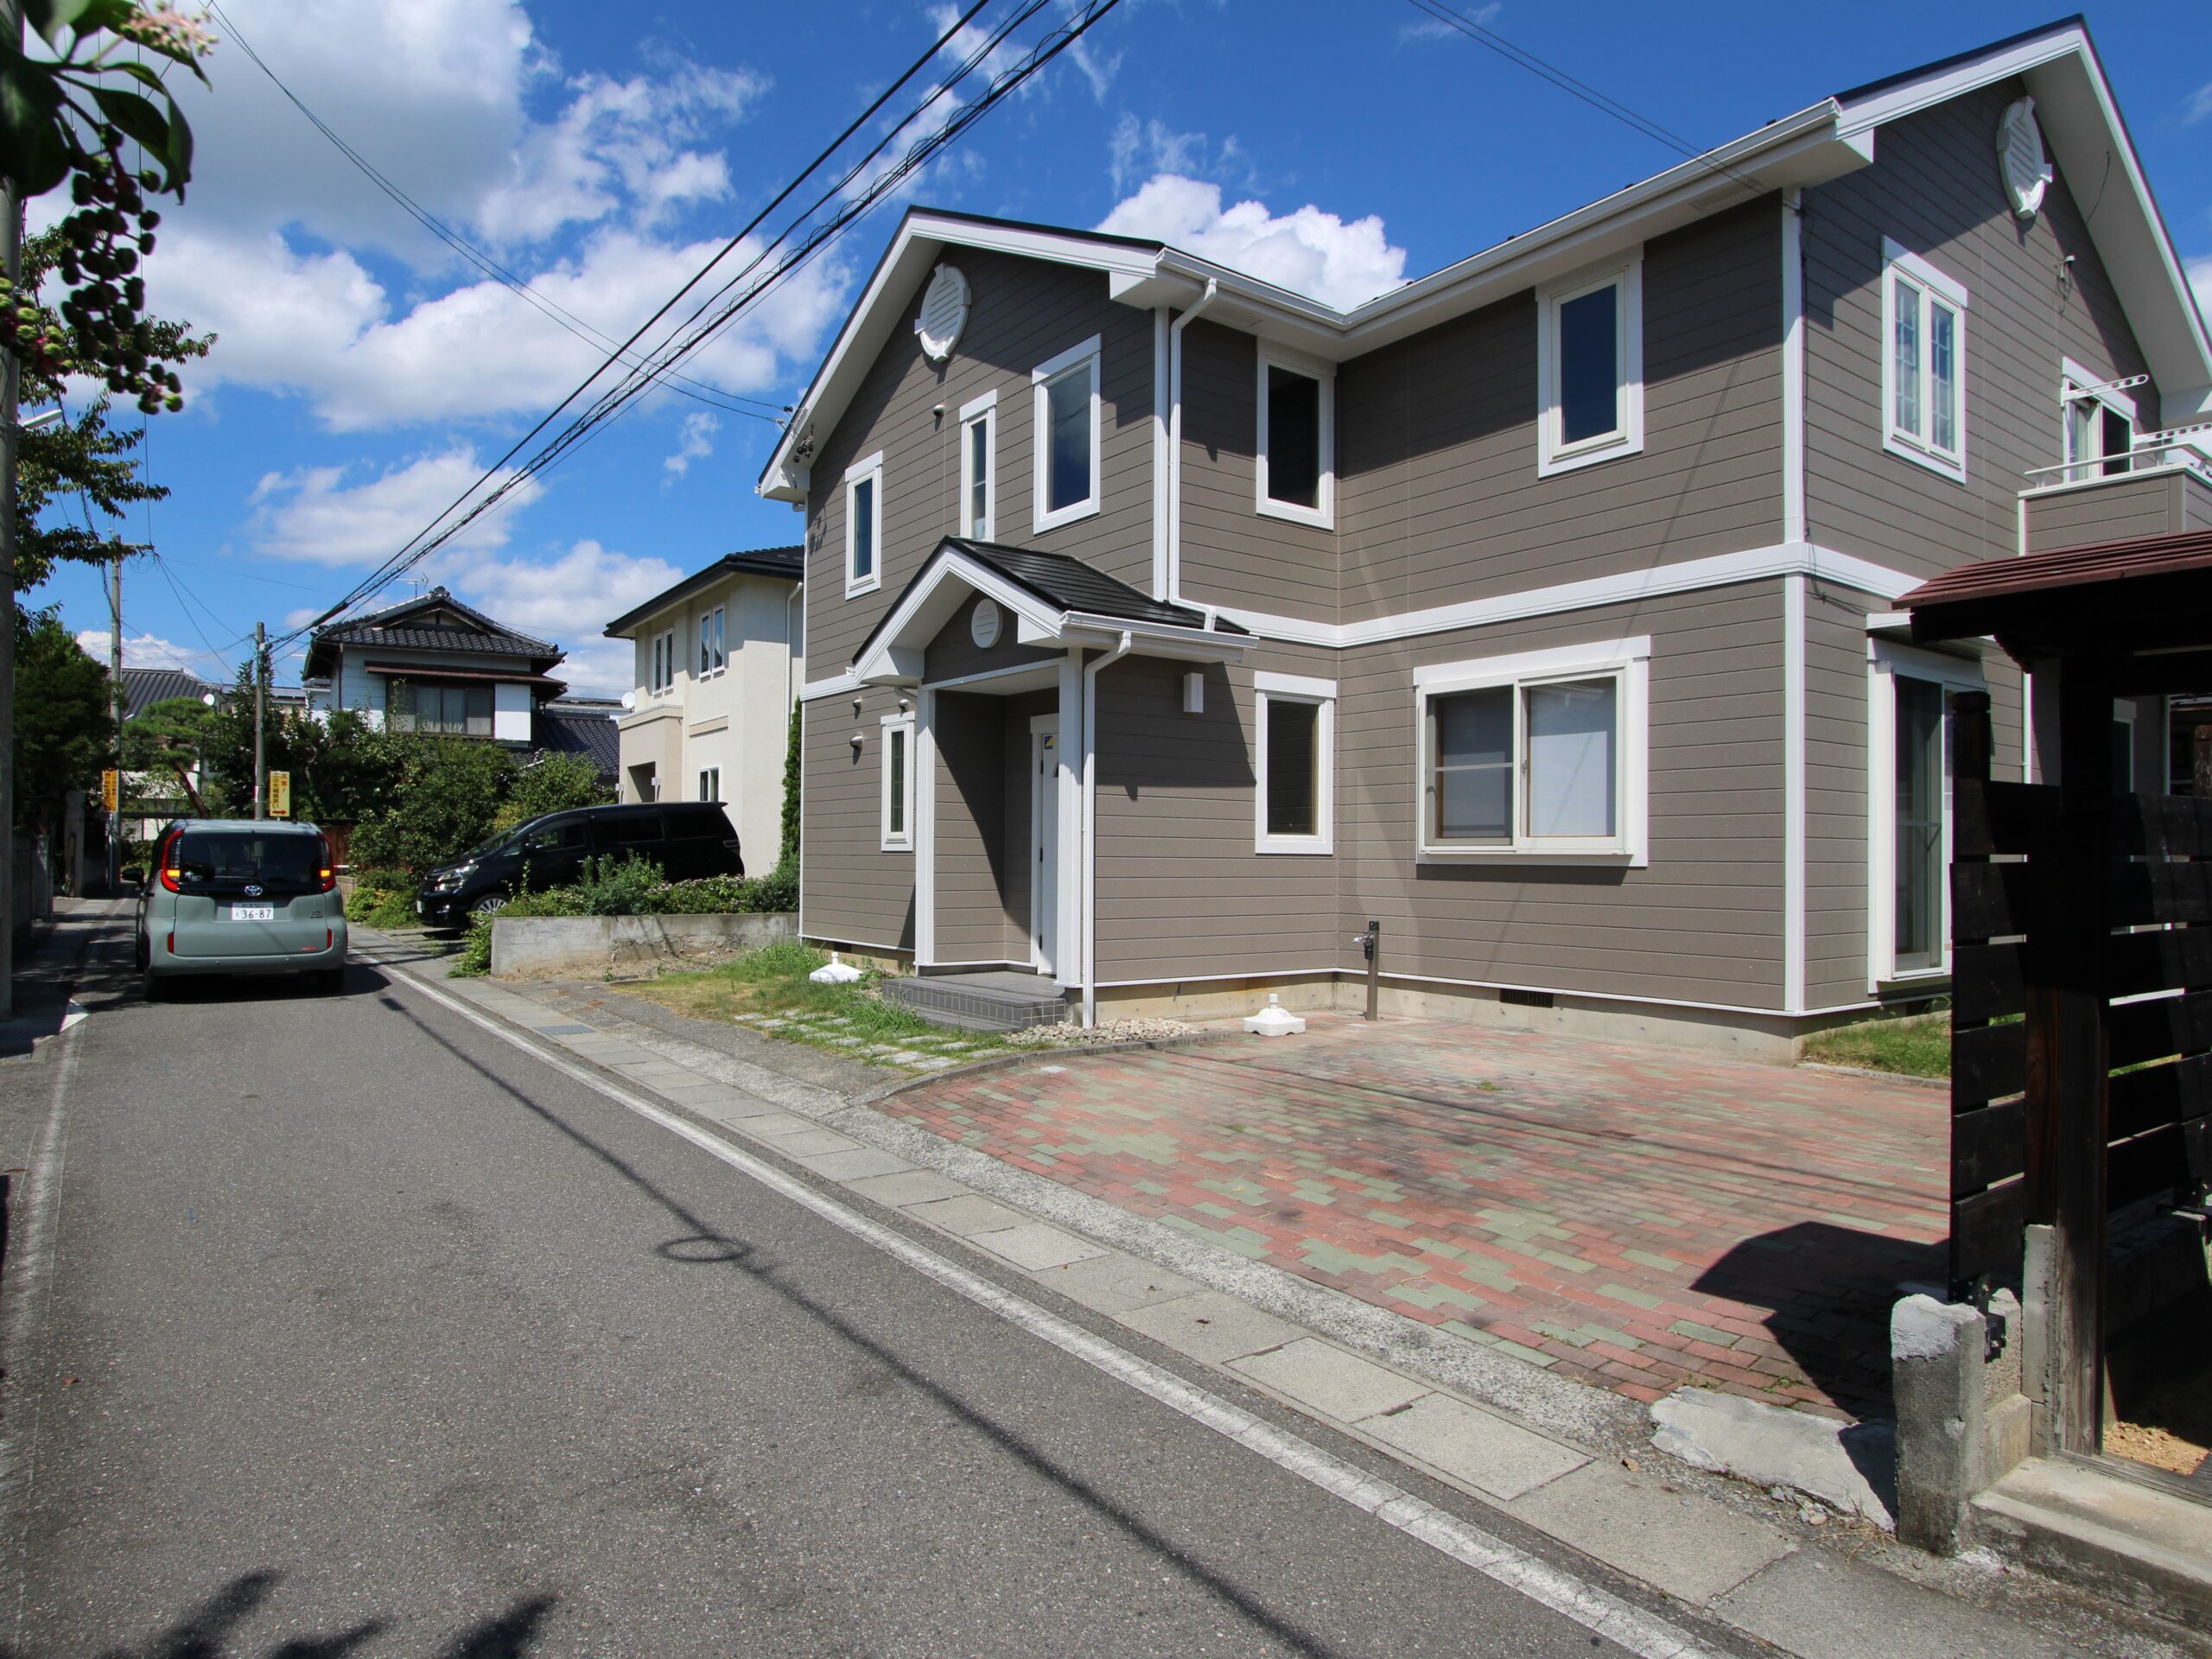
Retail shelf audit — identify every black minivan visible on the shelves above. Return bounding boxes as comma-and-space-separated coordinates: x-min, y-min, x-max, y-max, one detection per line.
414, 802, 742, 926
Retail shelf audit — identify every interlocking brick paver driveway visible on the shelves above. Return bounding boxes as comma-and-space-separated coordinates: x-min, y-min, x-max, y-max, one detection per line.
887, 1014, 1948, 1421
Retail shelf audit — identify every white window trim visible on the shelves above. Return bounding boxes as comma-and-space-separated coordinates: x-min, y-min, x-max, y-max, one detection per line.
1880, 239, 1969, 484
2059, 354, 2139, 485
1413, 637, 1649, 865
1865, 637, 1986, 990
1254, 346, 1336, 529
1031, 334, 1102, 533
958, 389, 997, 540
880, 712, 915, 852
844, 450, 884, 598
1254, 671, 1336, 855
697, 766, 720, 803
648, 627, 677, 696
697, 605, 726, 678
1535, 256, 1644, 477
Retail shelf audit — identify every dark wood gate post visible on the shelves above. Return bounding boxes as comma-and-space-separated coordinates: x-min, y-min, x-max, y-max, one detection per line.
2028, 660, 2115, 1454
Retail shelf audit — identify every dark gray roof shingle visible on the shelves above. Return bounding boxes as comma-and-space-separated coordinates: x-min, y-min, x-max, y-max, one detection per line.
603, 545, 804, 637
120, 667, 220, 722
531, 702, 620, 785
942, 539, 1247, 633
305, 587, 563, 680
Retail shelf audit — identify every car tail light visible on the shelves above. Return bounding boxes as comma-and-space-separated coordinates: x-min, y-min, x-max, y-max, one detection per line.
158, 829, 184, 893
165, 931, 175, 955
317, 835, 337, 893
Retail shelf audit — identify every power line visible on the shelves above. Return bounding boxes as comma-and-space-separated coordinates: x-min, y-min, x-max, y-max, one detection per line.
203, 1, 787, 424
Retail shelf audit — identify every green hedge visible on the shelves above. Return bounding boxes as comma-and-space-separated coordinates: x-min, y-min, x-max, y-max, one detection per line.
447, 857, 798, 976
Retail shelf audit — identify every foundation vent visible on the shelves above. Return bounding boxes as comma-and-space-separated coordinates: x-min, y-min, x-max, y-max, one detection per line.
1499, 988, 1555, 1009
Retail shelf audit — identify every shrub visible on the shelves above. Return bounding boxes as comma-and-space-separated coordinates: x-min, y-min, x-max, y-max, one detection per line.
574, 854, 664, 916
349, 866, 412, 894
652, 868, 796, 915
349, 738, 517, 873
495, 753, 611, 833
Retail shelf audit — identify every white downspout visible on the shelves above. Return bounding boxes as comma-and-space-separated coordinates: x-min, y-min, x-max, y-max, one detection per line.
1168, 279, 1220, 627
1081, 630, 1135, 1027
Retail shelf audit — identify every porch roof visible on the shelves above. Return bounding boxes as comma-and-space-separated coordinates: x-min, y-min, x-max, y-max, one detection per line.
850, 538, 1248, 685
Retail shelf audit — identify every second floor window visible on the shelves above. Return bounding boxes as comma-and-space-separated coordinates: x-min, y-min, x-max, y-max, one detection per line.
649, 629, 675, 694
1882, 239, 1968, 482
845, 451, 883, 596
1537, 257, 1643, 476
1032, 335, 1101, 531
697, 607, 725, 677
389, 679, 493, 738
1256, 350, 1335, 528
960, 391, 996, 539
697, 766, 721, 803
2061, 359, 2137, 485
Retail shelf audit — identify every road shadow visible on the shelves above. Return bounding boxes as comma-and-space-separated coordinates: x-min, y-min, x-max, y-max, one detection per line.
0, 904, 118, 1058
142, 961, 392, 1007
0, 1570, 553, 1657
1689, 1218, 1944, 1426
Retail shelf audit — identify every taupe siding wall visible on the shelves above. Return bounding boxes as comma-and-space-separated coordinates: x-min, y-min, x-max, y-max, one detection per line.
800, 689, 914, 951
1093, 647, 1341, 984
932, 691, 1009, 963
1802, 78, 2155, 581
1340, 585, 1789, 1010
1179, 324, 1337, 623
1332, 201, 1784, 625
805, 250, 1155, 681
925, 592, 1062, 683
2022, 469, 2212, 554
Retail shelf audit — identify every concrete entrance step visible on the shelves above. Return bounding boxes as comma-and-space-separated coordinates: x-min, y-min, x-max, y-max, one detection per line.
1973, 1455, 2212, 1632
884, 971, 1067, 1032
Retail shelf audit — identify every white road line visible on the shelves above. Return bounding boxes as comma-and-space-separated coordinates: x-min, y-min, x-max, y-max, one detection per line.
375, 954, 1731, 1659
0, 1026, 83, 1648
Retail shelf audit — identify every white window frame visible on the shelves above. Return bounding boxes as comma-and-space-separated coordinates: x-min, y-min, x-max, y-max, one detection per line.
1031, 334, 1102, 533
1865, 636, 1986, 988
697, 766, 721, 803
1880, 239, 1969, 484
1412, 637, 1650, 865
2059, 355, 2138, 486
1254, 671, 1336, 855
1535, 256, 1644, 477
959, 389, 997, 540
697, 605, 726, 678
1254, 346, 1336, 528
647, 627, 676, 696
880, 713, 915, 852
844, 450, 884, 598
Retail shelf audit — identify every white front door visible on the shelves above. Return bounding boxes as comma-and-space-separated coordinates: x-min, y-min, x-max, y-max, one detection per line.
1030, 716, 1060, 975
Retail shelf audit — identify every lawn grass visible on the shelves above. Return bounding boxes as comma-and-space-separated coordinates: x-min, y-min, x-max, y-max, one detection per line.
621, 940, 1014, 1071
1801, 1009, 1952, 1078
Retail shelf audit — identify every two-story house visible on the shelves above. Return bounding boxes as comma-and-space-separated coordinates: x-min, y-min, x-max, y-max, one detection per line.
760, 20, 2212, 1057
604, 546, 804, 878
305, 587, 569, 744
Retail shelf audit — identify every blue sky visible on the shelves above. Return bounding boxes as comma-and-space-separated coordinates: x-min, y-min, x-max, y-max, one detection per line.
39, 0, 2212, 696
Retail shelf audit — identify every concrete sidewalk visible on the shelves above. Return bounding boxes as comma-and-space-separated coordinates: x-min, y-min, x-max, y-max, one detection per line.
352, 931, 2196, 1659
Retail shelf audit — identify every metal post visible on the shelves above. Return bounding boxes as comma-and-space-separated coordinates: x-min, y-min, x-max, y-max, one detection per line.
0, 0, 22, 1016
252, 621, 266, 820
106, 545, 121, 891
1365, 919, 1380, 1021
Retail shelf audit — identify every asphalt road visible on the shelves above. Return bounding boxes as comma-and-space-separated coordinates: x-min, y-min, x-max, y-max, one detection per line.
0, 910, 1702, 1658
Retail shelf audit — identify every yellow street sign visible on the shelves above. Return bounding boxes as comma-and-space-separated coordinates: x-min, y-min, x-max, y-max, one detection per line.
268, 771, 292, 817
100, 769, 118, 812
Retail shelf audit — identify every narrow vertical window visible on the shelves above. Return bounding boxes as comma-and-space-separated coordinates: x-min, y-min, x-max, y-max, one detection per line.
1255, 676, 1335, 854
844, 453, 883, 595
880, 715, 914, 851
1892, 676, 1945, 973
1537, 260, 1643, 475
1031, 337, 1100, 531
959, 391, 996, 539
1255, 352, 1334, 526
1881, 241, 1967, 480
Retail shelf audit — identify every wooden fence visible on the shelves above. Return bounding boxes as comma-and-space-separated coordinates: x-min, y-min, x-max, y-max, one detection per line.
1948, 690, 2212, 1304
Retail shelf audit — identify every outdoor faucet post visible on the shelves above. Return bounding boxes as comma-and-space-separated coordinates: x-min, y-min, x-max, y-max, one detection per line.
1365, 919, 1380, 1021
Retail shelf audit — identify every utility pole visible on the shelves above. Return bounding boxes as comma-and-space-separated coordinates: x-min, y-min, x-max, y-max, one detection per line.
106, 545, 121, 889
0, 0, 22, 1019
252, 621, 265, 820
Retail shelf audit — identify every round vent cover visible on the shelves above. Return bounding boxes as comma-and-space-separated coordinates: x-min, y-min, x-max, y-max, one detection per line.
1996, 97, 2051, 222
970, 598, 1001, 650
916, 264, 971, 363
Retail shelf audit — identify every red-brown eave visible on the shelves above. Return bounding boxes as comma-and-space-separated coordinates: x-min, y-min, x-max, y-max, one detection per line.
1899, 528, 2212, 613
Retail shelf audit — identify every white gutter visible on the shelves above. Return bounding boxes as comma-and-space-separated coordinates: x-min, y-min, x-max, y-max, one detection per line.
1167, 279, 1220, 627
1080, 630, 1135, 1027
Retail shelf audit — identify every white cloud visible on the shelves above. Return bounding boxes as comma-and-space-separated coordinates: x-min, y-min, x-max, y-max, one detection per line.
74, 631, 218, 675
2190, 255, 2212, 323
1097, 175, 1408, 311
2184, 82, 2212, 126
445, 538, 685, 696
663, 410, 720, 479
152, 226, 849, 430
249, 448, 548, 565
1109, 115, 1205, 196
1396, 3, 1499, 44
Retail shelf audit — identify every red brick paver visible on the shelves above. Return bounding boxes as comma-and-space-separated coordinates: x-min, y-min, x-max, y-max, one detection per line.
887, 1015, 1948, 1421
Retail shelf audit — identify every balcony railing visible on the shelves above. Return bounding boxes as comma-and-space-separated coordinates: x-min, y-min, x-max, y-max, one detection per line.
2018, 445, 2212, 557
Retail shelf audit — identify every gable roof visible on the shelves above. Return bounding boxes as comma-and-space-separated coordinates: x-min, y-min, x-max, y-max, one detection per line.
849, 537, 1246, 685
120, 666, 219, 722
761, 18, 2211, 504
603, 545, 804, 639
303, 586, 563, 681
531, 700, 622, 784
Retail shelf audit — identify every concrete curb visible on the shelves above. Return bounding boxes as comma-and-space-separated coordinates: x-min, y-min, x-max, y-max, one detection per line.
1796, 1061, 1949, 1091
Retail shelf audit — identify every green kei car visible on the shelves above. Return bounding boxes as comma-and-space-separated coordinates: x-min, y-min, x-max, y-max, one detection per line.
134, 818, 349, 1000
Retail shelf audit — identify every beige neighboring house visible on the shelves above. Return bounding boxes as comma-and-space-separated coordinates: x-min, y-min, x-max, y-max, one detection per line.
605, 546, 804, 876
760, 20, 2212, 1054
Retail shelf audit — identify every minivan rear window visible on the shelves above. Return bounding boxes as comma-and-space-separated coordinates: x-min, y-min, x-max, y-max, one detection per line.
594, 813, 664, 848
171, 830, 322, 893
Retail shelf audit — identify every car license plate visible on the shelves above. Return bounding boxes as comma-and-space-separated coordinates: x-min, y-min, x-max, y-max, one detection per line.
228, 904, 276, 922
